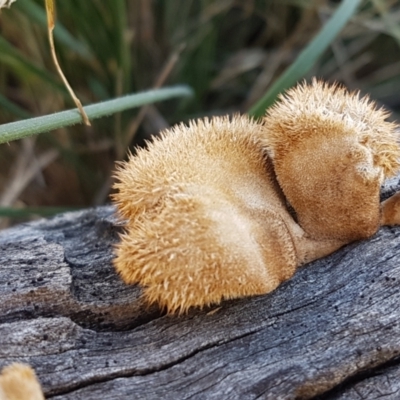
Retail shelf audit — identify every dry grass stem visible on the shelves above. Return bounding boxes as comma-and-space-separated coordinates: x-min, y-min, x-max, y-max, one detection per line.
45, 0, 90, 126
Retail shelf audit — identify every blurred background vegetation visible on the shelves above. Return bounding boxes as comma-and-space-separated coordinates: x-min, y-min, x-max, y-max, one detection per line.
0, 0, 400, 228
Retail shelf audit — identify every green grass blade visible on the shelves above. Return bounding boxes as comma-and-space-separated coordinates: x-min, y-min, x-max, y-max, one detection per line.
14, 0, 92, 59
0, 36, 66, 93
0, 85, 193, 144
249, 0, 362, 117
0, 93, 32, 119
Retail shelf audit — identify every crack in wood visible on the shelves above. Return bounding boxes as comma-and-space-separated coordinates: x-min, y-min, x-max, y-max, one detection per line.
310, 356, 400, 400
46, 329, 259, 398
1, 178, 400, 399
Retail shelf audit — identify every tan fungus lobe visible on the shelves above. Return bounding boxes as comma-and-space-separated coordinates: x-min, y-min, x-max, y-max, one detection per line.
0, 363, 44, 400
112, 80, 400, 314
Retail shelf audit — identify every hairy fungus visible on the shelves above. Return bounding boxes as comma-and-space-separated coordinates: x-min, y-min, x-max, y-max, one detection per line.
113, 80, 400, 314
0, 363, 44, 400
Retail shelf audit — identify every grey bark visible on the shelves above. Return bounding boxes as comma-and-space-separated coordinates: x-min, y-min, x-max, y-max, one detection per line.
1, 177, 400, 400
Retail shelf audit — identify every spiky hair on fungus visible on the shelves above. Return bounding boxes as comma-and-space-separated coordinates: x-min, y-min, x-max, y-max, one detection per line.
112, 81, 400, 314
263, 79, 400, 177
0, 363, 44, 400
112, 116, 299, 314
262, 79, 400, 242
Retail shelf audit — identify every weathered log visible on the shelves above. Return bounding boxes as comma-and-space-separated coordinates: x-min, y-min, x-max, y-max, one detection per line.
1, 176, 400, 400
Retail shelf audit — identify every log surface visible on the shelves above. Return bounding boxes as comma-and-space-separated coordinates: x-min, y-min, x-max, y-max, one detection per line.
1, 177, 400, 400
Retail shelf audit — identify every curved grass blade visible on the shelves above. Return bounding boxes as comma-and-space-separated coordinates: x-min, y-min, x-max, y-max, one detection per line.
249, 0, 362, 117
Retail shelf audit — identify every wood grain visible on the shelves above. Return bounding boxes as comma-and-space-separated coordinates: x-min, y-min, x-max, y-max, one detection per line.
1, 176, 400, 399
